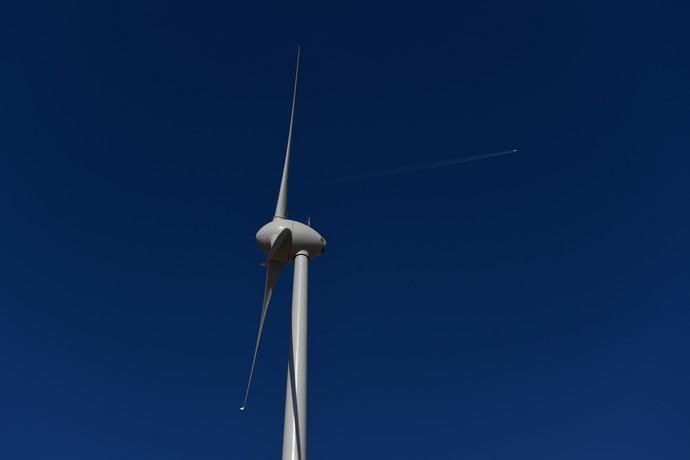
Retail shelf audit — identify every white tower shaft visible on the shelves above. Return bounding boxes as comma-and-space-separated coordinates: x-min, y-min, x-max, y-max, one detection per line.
282, 250, 309, 460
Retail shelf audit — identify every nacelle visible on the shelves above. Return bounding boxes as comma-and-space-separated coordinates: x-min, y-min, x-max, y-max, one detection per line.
256, 218, 327, 259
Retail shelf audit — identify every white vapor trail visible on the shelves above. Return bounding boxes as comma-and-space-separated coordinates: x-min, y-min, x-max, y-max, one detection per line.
333, 149, 518, 182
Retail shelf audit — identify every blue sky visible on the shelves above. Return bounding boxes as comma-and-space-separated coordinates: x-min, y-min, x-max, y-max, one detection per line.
2, 1, 689, 459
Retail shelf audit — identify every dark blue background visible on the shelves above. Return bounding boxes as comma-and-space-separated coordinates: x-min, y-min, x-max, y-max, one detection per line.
2, 1, 689, 459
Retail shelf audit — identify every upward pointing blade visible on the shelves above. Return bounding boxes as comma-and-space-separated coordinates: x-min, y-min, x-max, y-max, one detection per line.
241, 228, 293, 410
274, 45, 301, 219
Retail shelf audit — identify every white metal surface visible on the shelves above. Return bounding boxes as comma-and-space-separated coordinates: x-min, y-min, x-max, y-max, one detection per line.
282, 250, 309, 460
256, 218, 326, 260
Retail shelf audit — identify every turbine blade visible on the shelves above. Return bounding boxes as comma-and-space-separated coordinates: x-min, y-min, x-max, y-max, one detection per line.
240, 229, 292, 411
240, 260, 283, 411
274, 45, 301, 219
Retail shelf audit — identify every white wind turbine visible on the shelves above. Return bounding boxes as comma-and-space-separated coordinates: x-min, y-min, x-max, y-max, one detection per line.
241, 46, 326, 460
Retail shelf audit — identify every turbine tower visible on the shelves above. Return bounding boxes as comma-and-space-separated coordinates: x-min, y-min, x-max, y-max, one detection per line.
241, 46, 326, 460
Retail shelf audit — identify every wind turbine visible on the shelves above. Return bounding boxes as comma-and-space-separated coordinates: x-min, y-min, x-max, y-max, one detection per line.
241, 46, 326, 460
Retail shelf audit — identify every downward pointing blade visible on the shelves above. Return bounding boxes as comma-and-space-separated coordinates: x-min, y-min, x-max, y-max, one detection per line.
240, 260, 283, 411
241, 228, 293, 411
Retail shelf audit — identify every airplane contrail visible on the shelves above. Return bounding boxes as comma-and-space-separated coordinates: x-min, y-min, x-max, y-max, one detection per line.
332, 149, 518, 182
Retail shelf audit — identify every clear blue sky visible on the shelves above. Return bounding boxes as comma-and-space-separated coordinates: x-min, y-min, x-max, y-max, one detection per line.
2, 1, 689, 459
